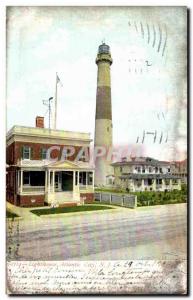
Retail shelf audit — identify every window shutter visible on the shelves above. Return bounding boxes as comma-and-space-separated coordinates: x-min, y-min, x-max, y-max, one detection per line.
20, 146, 24, 159
30, 147, 33, 160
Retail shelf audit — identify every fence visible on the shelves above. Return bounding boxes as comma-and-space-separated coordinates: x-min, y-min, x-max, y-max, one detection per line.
95, 192, 137, 208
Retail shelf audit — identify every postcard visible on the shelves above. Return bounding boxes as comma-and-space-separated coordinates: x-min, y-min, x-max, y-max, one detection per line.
6, 6, 187, 295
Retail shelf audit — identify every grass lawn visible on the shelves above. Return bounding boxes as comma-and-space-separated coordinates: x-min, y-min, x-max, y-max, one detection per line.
31, 205, 114, 216
6, 210, 19, 219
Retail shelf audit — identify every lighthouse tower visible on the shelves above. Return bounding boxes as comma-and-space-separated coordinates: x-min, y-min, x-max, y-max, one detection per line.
94, 42, 113, 186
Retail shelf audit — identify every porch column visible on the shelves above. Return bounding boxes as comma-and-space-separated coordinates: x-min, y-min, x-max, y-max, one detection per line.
17, 170, 20, 192
92, 171, 95, 188
152, 179, 156, 191
73, 171, 75, 190
169, 179, 173, 191
20, 170, 23, 193
162, 179, 166, 190
86, 172, 88, 188
178, 178, 181, 190
45, 170, 48, 192
52, 171, 55, 193
141, 179, 145, 191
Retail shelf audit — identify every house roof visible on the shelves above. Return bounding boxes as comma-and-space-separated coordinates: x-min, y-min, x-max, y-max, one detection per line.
6, 125, 92, 144
112, 157, 170, 167
48, 160, 94, 170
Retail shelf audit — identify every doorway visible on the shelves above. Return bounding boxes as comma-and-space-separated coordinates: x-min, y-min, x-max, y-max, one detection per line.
61, 171, 73, 191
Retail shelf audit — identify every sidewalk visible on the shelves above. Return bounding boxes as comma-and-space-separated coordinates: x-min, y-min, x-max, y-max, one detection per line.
6, 201, 124, 220
6, 202, 41, 220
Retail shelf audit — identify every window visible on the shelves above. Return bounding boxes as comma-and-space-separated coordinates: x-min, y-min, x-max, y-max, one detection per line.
136, 179, 141, 187
79, 149, 88, 162
23, 146, 31, 159
149, 167, 152, 173
30, 171, 45, 186
108, 178, 112, 184
79, 172, 87, 185
142, 167, 145, 173
165, 179, 170, 185
23, 171, 30, 185
159, 168, 163, 173
63, 148, 71, 160
23, 171, 45, 186
168, 168, 171, 173
156, 179, 162, 185
120, 167, 122, 172
88, 172, 93, 185
41, 148, 47, 159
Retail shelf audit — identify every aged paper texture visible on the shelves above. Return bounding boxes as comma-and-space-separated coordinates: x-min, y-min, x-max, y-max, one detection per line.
7, 260, 187, 294
6, 6, 187, 295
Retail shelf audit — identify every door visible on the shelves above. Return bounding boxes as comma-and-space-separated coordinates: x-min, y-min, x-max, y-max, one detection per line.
61, 171, 73, 191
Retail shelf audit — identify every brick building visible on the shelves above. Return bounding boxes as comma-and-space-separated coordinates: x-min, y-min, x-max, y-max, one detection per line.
6, 117, 94, 207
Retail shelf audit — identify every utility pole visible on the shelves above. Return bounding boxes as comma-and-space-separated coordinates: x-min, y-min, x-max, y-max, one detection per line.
54, 72, 58, 130
43, 97, 53, 129
54, 72, 62, 130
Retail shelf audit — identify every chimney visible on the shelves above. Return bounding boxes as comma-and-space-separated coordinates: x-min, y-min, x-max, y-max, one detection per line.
36, 116, 44, 128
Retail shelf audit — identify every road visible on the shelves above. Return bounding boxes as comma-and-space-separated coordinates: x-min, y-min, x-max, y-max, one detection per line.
7, 203, 187, 261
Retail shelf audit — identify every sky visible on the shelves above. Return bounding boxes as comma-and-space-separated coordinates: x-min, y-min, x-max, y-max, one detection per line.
6, 6, 187, 161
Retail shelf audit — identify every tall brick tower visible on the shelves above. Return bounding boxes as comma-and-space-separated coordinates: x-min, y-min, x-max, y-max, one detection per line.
94, 42, 113, 186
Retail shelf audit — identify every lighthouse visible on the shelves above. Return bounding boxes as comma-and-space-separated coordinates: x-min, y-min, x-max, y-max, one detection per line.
94, 42, 113, 186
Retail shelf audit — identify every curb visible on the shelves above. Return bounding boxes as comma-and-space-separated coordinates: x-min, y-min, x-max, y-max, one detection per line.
35, 206, 119, 218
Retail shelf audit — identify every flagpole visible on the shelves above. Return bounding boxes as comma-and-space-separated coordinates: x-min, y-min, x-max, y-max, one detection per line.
54, 72, 57, 130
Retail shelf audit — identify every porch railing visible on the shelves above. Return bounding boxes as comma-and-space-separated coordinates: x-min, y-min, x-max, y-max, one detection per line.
22, 186, 45, 192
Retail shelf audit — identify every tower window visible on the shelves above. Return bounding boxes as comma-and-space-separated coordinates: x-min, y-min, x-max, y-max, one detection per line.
107, 127, 109, 132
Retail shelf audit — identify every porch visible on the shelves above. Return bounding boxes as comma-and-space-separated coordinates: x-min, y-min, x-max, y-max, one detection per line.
45, 169, 94, 205
119, 174, 181, 192
16, 160, 95, 206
